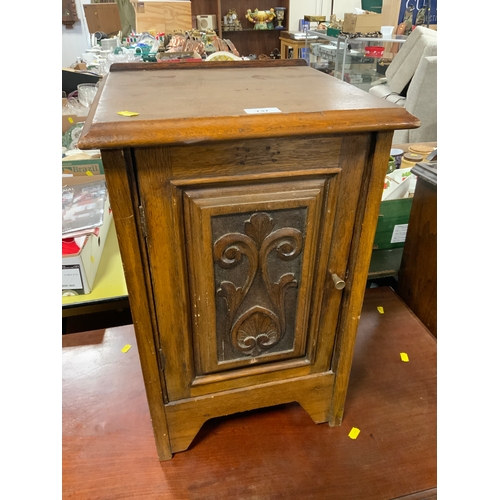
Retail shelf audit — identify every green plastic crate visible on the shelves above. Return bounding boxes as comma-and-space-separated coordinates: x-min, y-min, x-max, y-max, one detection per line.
373, 198, 413, 250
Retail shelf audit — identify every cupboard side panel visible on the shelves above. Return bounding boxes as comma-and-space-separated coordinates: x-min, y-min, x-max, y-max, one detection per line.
100, 148, 172, 460
134, 146, 195, 402
329, 130, 394, 426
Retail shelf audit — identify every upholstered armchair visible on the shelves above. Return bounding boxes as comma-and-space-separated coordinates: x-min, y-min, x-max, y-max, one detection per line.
369, 26, 437, 143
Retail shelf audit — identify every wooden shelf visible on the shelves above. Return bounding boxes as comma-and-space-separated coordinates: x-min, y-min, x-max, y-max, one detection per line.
191, 0, 290, 56
222, 28, 287, 33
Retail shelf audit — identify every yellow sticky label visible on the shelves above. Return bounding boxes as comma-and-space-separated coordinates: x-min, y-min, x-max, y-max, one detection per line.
121, 344, 132, 353
377, 306, 384, 314
85, 170, 93, 176
117, 110, 139, 117
68, 117, 74, 124
400, 352, 409, 362
348, 427, 360, 439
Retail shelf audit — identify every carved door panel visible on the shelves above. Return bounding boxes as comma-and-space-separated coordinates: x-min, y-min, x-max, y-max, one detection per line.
138, 168, 350, 402
183, 179, 329, 379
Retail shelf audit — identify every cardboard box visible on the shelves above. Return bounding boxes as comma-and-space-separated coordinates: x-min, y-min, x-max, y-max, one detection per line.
132, 2, 192, 33
304, 15, 326, 23
83, 3, 122, 34
343, 12, 382, 33
62, 157, 104, 176
62, 97, 87, 134
62, 113, 85, 134
62, 175, 112, 295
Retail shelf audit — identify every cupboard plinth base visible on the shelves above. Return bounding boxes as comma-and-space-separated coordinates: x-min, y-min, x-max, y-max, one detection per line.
164, 371, 335, 456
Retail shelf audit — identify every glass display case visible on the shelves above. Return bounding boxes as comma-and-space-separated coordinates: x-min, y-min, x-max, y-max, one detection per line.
304, 30, 407, 91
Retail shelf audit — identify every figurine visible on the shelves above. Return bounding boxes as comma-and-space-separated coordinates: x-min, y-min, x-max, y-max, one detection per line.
329, 14, 342, 30
274, 7, 286, 29
245, 8, 276, 30
402, 5, 415, 35
223, 8, 242, 31
415, 4, 429, 26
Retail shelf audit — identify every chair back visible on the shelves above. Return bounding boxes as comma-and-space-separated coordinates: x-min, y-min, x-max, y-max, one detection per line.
385, 26, 437, 94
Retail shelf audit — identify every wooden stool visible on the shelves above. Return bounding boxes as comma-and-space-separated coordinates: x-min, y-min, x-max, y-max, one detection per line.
279, 37, 306, 59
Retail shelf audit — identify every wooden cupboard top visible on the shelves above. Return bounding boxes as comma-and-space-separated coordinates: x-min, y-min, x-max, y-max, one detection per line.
412, 161, 437, 187
78, 61, 420, 150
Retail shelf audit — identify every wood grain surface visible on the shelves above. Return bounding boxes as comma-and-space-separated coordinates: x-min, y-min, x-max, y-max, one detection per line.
77, 61, 425, 461
78, 63, 419, 150
133, 1, 192, 34
397, 167, 437, 337
63, 287, 437, 499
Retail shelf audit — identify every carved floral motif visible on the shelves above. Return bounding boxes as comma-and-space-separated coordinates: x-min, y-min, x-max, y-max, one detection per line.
214, 213, 303, 357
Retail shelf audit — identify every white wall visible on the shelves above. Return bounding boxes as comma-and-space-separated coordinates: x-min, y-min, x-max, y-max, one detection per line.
288, 0, 362, 32
332, 0, 363, 21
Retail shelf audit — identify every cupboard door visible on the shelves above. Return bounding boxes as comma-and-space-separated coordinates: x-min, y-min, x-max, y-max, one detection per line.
183, 178, 331, 379
139, 172, 353, 400
133, 134, 373, 402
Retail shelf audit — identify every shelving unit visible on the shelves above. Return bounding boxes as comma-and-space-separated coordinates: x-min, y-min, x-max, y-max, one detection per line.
191, 0, 290, 57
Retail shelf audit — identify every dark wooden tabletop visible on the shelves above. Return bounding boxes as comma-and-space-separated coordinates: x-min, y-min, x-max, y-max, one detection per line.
62, 286, 436, 499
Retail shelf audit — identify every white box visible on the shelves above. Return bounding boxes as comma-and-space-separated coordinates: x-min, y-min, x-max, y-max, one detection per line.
62, 176, 112, 296
197, 14, 216, 30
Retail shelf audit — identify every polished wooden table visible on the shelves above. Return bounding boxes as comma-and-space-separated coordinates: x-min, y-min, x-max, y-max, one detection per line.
63, 286, 436, 499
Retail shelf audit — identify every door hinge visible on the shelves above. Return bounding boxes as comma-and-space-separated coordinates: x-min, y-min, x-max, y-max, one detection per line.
158, 349, 168, 404
138, 205, 148, 239
158, 348, 166, 372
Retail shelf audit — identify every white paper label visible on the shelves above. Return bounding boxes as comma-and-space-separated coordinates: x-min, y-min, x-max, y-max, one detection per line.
244, 107, 282, 114
62, 266, 83, 289
390, 224, 408, 244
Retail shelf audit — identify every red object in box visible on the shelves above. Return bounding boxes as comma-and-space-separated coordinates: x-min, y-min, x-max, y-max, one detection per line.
365, 46, 384, 58
62, 238, 81, 256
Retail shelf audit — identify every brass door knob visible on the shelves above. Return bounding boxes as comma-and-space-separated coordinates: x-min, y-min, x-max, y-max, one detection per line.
331, 273, 345, 290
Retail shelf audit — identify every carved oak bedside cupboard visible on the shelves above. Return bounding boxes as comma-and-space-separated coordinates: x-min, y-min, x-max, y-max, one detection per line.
78, 60, 419, 460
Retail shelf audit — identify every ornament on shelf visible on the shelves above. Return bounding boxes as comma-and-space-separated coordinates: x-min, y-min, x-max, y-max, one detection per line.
223, 9, 242, 31
329, 14, 342, 30
245, 8, 276, 30
274, 7, 286, 29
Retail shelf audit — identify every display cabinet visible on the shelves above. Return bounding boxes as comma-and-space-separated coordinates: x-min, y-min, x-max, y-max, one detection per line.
78, 59, 419, 460
305, 30, 407, 91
